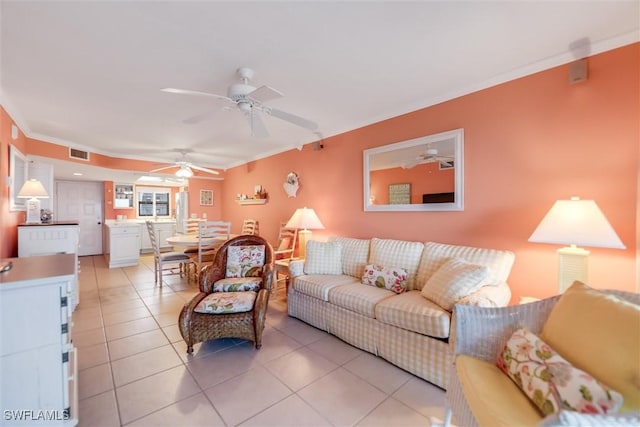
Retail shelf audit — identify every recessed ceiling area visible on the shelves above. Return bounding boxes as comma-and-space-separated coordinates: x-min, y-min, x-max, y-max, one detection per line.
1, 1, 638, 180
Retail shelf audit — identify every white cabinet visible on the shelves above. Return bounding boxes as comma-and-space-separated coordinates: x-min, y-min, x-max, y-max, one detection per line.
105, 224, 141, 268
0, 254, 78, 426
140, 221, 176, 252
18, 223, 80, 311
114, 183, 134, 209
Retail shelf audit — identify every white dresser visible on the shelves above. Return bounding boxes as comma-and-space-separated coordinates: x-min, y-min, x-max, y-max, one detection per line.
0, 254, 78, 426
18, 223, 80, 311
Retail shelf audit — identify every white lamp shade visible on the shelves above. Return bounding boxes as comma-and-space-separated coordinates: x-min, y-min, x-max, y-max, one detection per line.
175, 166, 193, 178
17, 179, 49, 198
529, 198, 625, 249
285, 207, 325, 231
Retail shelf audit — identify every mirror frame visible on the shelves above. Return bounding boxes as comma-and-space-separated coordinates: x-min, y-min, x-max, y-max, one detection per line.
363, 128, 464, 212
9, 145, 27, 211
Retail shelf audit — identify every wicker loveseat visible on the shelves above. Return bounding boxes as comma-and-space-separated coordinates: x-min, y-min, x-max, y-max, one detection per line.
287, 236, 515, 389
179, 235, 274, 353
446, 281, 640, 427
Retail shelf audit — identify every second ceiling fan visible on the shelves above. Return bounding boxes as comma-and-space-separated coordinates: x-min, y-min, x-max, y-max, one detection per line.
162, 67, 318, 138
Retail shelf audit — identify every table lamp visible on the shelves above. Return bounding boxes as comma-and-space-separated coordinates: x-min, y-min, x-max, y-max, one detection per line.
285, 207, 324, 259
18, 179, 49, 224
528, 197, 625, 293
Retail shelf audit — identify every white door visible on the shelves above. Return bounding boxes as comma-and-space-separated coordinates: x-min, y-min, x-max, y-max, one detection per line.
55, 181, 103, 256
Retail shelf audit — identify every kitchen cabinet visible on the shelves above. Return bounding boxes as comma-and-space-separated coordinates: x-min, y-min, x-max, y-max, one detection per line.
105, 223, 141, 268
0, 254, 78, 426
18, 222, 80, 311
140, 221, 176, 253
114, 183, 134, 209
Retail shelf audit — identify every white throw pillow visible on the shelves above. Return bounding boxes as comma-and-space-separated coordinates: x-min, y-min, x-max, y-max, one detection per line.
421, 257, 489, 310
304, 240, 343, 275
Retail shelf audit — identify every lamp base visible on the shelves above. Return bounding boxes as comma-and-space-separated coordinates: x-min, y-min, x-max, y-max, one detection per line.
24, 198, 42, 224
298, 229, 312, 259
557, 246, 589, 293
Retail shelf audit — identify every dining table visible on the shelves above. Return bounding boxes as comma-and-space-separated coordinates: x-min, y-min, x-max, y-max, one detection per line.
165, 233, 238, 248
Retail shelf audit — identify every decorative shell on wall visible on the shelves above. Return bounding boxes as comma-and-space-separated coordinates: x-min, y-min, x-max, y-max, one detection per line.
283, 172, 299, 198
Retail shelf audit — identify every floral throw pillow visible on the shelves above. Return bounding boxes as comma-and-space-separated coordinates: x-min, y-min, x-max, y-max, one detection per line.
194, 291, 257, 314
213, 277, 262, 293
497, 327, 623, 416
226, 245, 265, 278
361, 264, 408, 294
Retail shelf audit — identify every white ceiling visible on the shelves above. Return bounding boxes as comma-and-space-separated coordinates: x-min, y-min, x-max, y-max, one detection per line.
1, 1, 638, 181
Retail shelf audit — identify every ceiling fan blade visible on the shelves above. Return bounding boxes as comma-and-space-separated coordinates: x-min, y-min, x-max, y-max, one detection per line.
161, 88, 234, 104
403, 159, 419, 169
248, 85, 283, 103
182, 111, 214, 125
149, 165, 177, 173
268, 108, 318, 131
188, 164, 220, 175
245, 111, 269, 138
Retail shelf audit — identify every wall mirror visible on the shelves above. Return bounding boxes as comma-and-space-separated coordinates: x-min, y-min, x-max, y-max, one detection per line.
9, 145, 27, 211
363, 128, 464, 212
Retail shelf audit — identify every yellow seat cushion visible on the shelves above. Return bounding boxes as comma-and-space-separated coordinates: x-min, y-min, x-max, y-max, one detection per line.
540, 281, 640, 411
456, 354, 542, 427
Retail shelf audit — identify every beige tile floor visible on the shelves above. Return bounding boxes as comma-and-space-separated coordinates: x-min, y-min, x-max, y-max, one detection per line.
74, 254, 451, 426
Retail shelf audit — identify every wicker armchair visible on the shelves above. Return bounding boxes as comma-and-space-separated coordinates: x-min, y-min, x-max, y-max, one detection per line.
178, 235, 274, 353
445, 287, 640, 427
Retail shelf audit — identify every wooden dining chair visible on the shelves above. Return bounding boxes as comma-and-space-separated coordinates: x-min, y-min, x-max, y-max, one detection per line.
190, 221, 232, 283
146, 221, 191, 285
241, 219, 259, 235
272, 222, 298, 296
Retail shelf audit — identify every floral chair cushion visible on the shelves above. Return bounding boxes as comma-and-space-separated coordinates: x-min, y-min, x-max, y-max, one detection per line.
497, 327, 623, 417
194, 291, 257, 314
226, 245, 266, 278
361, 264, 408, 294
213, 277, 262, 293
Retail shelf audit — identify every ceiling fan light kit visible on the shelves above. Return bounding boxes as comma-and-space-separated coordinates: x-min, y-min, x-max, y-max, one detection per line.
162, 67, 318, 138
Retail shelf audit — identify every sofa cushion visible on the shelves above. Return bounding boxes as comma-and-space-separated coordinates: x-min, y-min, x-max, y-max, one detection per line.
369, 238, 424, 290
328, 283, 395, 318
293, 274, 357, 301
416, 242, 515, 290
361, 264, 407, 294
421, 258, 490, 311
304, 240, 343, 275
456, 354, 543, 427
331, 236, 370, 277
498, 327, 623, 416
375, 290, 451, 338
540, 281, 640, 411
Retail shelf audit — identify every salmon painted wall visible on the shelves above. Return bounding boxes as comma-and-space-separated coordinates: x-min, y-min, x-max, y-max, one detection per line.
221, 44, 639, 302
1, 107, 28, 258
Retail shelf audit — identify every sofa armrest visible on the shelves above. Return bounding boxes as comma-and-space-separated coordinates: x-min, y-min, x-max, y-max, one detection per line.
451, 296, 561, 363
288, 259, 305, 278
456, 283, 512, 308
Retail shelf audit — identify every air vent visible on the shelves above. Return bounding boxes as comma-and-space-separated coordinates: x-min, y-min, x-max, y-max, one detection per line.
69, 148, 90, 161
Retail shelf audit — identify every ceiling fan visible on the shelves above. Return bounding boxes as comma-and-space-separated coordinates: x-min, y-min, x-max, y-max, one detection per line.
403, 144, 454, 169
161, 67, 318, 138
150, 150, 219, 177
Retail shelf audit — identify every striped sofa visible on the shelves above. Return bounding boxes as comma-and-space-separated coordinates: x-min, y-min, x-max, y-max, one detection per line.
287, 237, 515, 389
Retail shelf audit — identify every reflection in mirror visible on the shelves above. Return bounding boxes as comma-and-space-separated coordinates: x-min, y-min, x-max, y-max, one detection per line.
363, 128, 464, 211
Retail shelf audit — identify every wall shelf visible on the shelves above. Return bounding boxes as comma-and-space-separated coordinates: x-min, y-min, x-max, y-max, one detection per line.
236, 199, 267, 205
